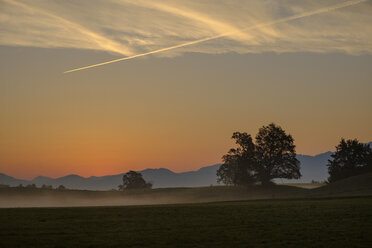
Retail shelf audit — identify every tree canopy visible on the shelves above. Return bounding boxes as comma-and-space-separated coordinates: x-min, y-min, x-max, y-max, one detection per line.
217, 132, 256, 185
327, 139, 372, 183
217, 123, 301, 186
119, 171, 152, 190
255, 123, 301, 185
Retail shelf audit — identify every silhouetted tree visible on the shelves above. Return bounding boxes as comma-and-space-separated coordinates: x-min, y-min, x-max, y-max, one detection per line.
217, 123, 301, 186
57, 185, 66, 190
327, 139, 372, 183
217, 132, 256, 185
119, 171, 152, 190
26, 184, 37, 189
41, 184, 53, 189
255, 123, 301, 185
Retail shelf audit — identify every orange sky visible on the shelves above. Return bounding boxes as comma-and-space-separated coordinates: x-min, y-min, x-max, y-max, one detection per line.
1, 50, 371, 179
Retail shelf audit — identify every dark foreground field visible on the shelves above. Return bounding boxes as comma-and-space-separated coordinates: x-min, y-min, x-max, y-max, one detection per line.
1, 197, 372, 248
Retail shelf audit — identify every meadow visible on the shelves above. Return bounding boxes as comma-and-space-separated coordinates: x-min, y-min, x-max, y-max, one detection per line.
1, 173, 372, 247
0, 197, 371, 248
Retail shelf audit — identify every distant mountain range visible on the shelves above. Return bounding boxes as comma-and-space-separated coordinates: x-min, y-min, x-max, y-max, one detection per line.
1, 142, 371, 190
0, 165, 221, 190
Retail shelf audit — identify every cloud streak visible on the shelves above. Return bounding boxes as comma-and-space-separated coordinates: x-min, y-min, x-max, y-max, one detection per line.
1, 0, 371, 72
64, 0, 369, 73
1, 0, 133, 56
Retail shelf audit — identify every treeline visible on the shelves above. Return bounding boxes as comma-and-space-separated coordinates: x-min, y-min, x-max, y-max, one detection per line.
216, 123, 372, 186
0, 184, 68, 190
117, 123, 371, 190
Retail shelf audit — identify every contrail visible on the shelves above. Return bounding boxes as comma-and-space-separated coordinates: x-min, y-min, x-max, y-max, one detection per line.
64, 0, 367, 73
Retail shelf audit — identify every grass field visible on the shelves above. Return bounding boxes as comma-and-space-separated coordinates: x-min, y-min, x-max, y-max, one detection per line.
1, 197, 372, 248
1, 173, 371, 247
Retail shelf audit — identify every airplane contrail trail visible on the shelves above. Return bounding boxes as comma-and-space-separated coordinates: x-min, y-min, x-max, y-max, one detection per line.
64, 0, 367, 73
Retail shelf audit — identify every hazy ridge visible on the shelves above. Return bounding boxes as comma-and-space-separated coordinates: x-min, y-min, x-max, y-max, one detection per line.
1, 144, 371, 190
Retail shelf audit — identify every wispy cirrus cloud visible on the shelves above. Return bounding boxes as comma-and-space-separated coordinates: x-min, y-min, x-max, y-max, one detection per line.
1, 0, 371, 59
0, 0, 133, 56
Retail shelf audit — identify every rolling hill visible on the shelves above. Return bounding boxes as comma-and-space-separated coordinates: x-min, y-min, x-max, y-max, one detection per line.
310, 172, 372, 197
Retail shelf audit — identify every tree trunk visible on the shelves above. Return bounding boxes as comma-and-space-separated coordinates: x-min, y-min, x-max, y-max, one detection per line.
260, 176, 274, 187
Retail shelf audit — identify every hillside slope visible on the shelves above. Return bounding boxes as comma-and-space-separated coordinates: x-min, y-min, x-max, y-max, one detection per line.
310, 173, 372, 197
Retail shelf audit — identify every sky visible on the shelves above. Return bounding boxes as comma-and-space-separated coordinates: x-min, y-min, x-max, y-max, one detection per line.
0, 0, 371, 179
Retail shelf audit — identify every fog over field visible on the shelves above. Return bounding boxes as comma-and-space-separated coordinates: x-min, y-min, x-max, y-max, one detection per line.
0, 185, 305, 208
1, 173, 371, 208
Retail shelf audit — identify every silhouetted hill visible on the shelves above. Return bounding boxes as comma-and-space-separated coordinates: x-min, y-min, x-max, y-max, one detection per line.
141, 165, 220, 188
0, 173, 28, 186
281, 151, 332, 183
31, 174, 125, 191
0, 165, 221, 190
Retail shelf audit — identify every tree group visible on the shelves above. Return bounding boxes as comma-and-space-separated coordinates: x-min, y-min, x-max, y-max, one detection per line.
217, 123, 301, 186
327, 138, 372, 183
